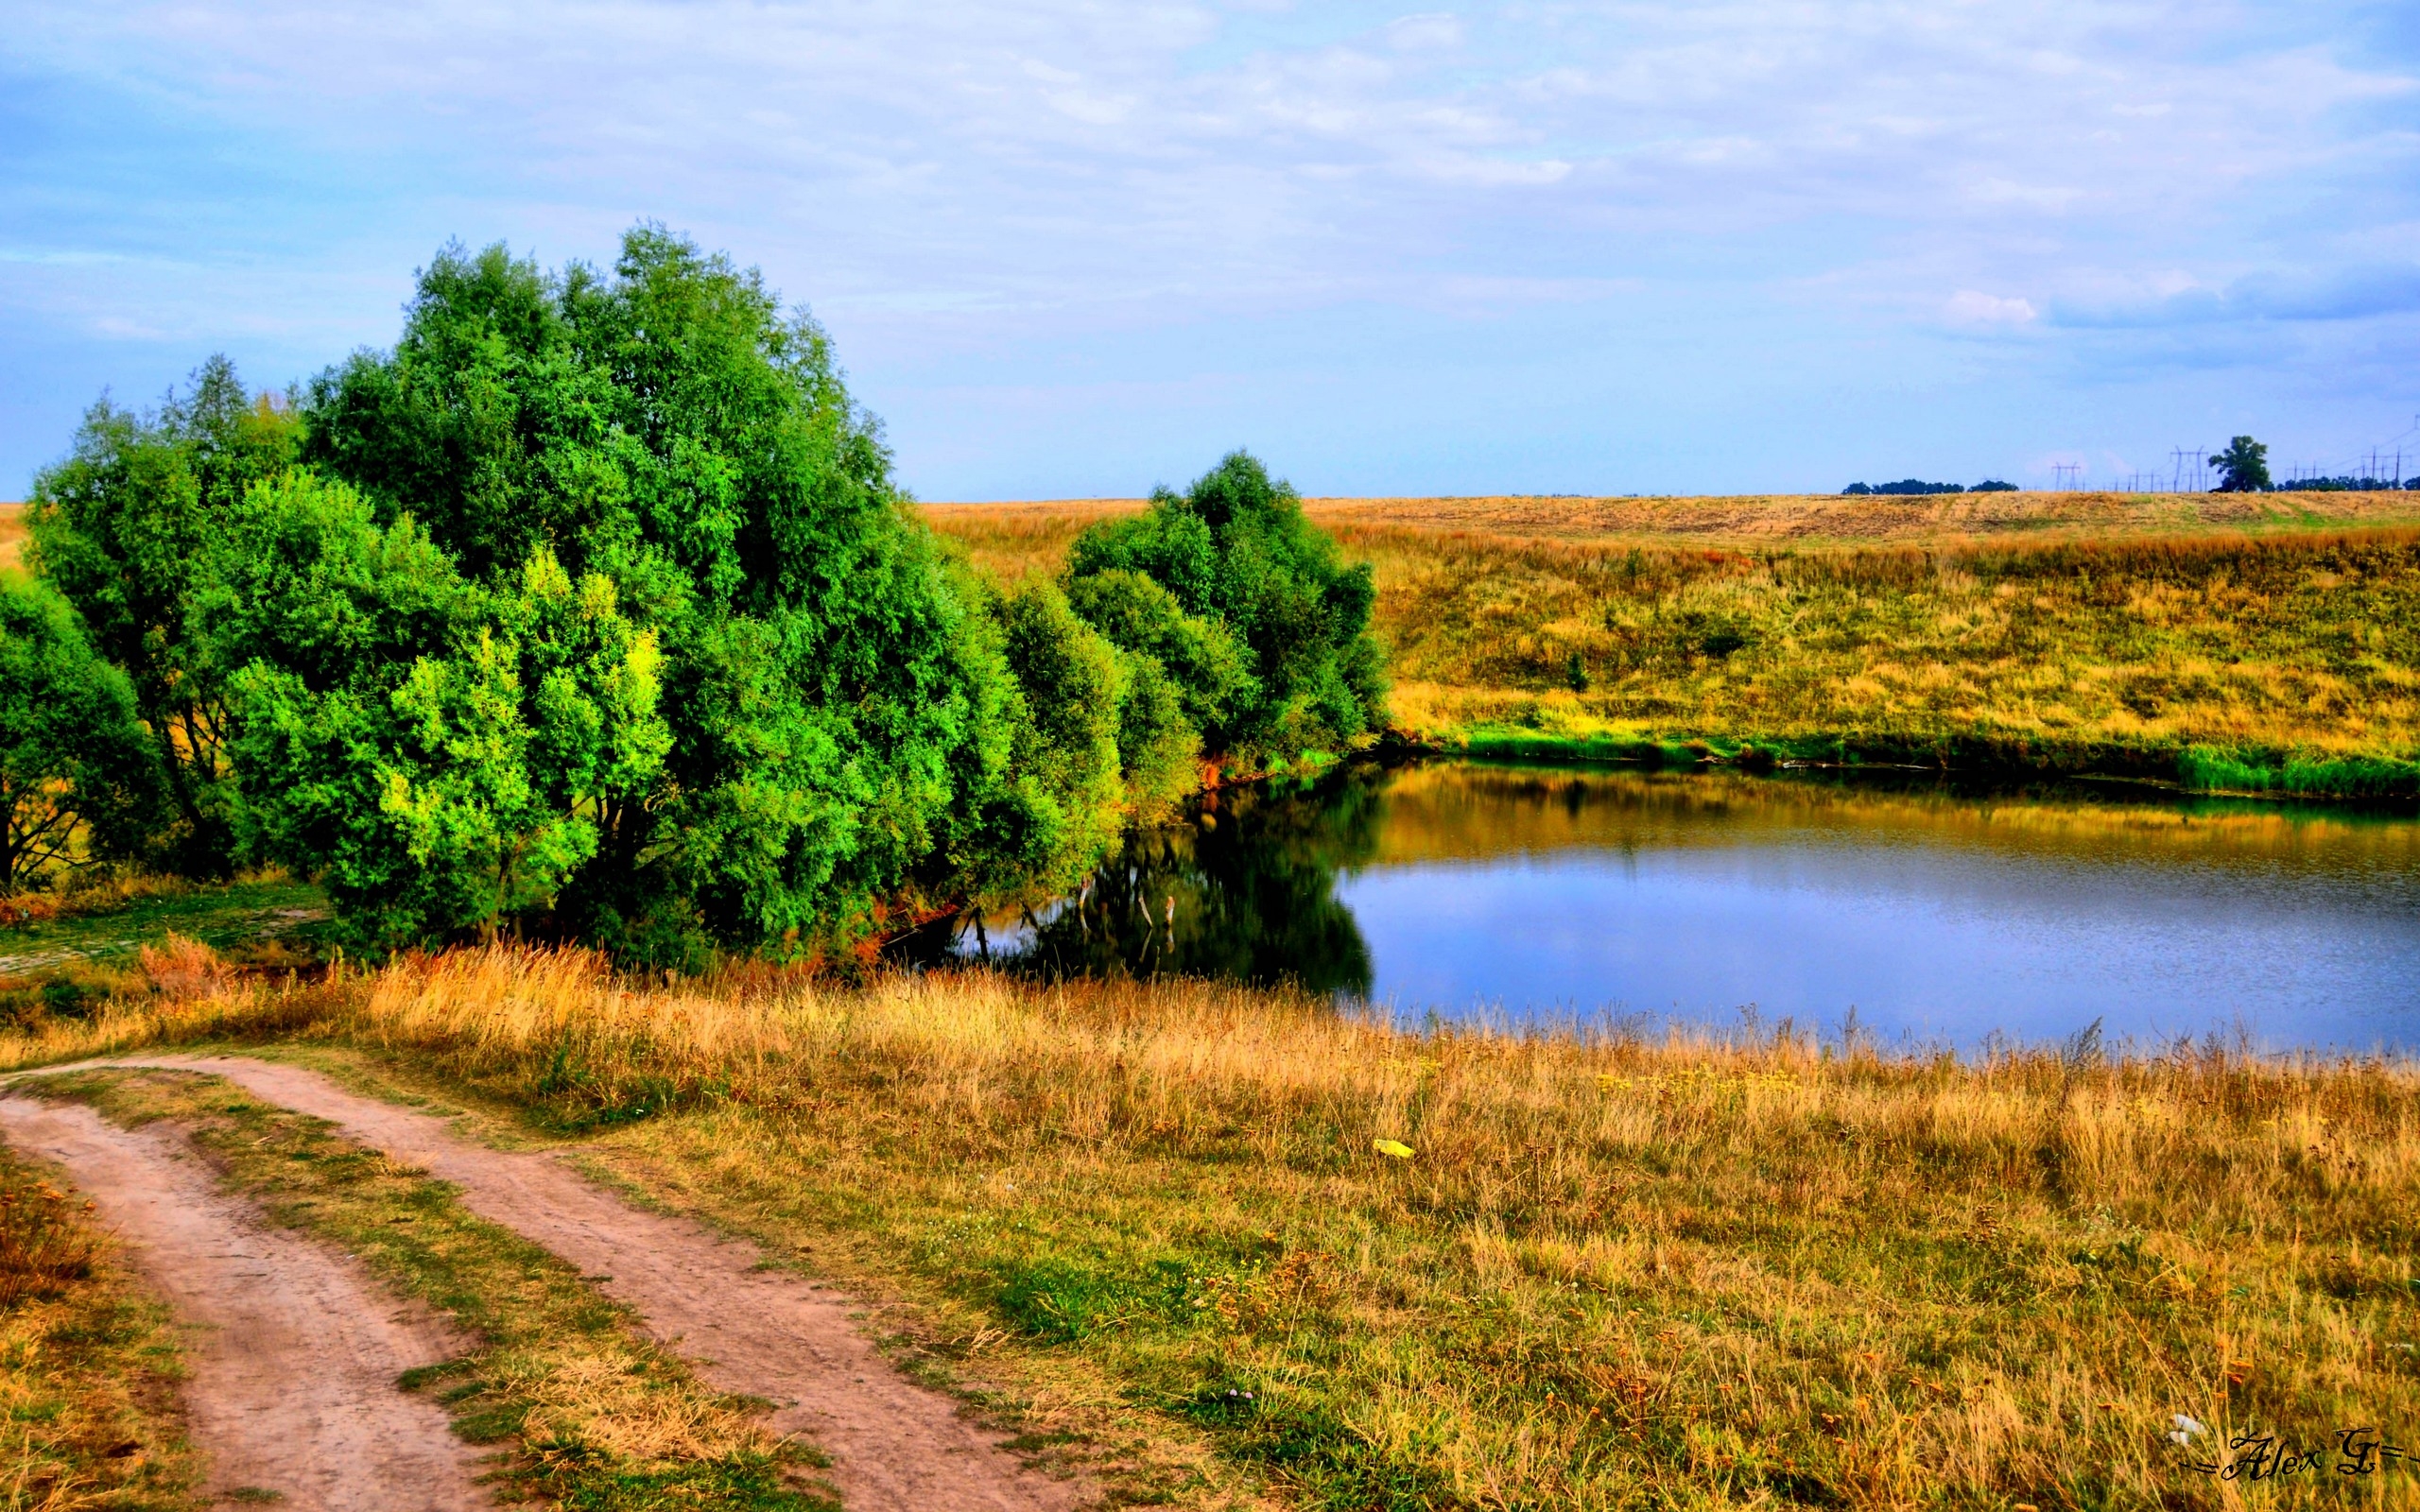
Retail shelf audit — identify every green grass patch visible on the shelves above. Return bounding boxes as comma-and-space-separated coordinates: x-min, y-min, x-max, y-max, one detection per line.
0, 877, 329, 976
2178, 745, 2420, 800
33, 1068, 836, 1512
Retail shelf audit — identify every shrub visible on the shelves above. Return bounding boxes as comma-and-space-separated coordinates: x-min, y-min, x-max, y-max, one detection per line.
195, 472, 670, 949
254, 229, 1117, 952
949, 581, 1128, 903
1067, 452, 1385, 765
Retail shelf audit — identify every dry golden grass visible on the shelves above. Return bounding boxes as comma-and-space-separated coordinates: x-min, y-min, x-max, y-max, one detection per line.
0, 1135, 198, 1508
15, 946, 2418, 1507
925, 490, 2420, 566
925, 498, 1149, 583
0, 503, 26, 576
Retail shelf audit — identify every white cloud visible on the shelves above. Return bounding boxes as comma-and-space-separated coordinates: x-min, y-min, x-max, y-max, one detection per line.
1945, 290, 2038, 326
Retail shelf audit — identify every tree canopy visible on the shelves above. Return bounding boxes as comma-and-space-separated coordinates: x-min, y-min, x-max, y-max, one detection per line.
19, 232, 1387, 958
2210, 436, 2272, 493
0, 578, 161, 893
1065, 451, 1385, 766
26, 357, 300, 875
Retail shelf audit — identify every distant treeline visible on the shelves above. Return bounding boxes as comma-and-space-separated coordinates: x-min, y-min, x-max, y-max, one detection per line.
1, 228, 1385, 961
2280, 476, 2418, 492
1841, 479, 2018, 496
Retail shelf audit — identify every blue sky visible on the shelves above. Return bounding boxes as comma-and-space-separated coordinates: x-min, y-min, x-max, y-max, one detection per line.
5, 1, 2417, 499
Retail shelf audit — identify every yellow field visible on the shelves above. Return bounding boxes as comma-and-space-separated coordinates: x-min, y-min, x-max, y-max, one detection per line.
0, 502, 26, 574
927, 491, 2420, 785
925, 488, 2420, 559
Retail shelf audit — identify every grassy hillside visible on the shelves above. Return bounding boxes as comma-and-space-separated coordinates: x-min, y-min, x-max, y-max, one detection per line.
0, 501, 26, 576
927, 492, 2420, 795
7, 944, 2416, 1509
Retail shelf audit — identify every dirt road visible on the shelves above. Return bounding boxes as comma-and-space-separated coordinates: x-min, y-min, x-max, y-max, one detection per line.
63, 1056, 1092, 1512
0, 1092, 484, 1511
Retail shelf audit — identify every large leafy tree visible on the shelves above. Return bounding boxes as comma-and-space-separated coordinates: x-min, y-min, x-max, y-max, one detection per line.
198, 472, 671, 947
0, 579, 163, 893
285, 228, 1098, 954
25, 357, 300, 874
2210, 436, 2272, 493
1066, 451, 1385, 765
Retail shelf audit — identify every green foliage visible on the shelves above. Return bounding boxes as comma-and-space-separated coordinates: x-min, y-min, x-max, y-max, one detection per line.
2177, 744, 2420, 799
28, 241, 1378, 950
1064, 569, 1249, 806
2210, 435, 2272, 492
197, 472, 669, 949
1066, 451, 1385, 765
943, 582, 1128, 904
242, 227, 1134, 951
26, 355, 300, 874
0, 578, 163, 893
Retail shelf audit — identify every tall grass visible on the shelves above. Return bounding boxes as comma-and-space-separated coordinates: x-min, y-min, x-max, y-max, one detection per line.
19, 945, 2416, 1507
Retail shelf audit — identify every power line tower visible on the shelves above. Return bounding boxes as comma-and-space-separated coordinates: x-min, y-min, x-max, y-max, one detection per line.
2169, 446, 2192, 492
2052, 462, 2081, 490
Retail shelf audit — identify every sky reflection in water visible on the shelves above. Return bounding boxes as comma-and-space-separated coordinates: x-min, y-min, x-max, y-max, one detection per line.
921, 762, 2420, 1053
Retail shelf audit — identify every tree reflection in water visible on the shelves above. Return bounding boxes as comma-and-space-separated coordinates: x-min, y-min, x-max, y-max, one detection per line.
895, 765, 1387, 996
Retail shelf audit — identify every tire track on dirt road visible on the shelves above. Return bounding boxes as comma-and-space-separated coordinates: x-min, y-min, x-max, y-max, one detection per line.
0, 1091, 485, 1512
65, 1056, 1094, 1512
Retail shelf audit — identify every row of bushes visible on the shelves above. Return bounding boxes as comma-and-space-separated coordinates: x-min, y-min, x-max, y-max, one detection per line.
1, 228, 1384, 962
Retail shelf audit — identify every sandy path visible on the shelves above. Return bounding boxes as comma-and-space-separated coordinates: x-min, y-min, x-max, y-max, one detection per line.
0, 1093, 484, 1511
78, 1056, 1091, 1512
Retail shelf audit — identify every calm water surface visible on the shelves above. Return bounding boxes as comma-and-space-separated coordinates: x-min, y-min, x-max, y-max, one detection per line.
910, 762, 2420, 1052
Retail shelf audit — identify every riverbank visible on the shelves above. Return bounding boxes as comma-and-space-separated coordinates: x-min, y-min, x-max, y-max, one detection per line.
927, 493, 2420, 799
5, 943, 2415, 1509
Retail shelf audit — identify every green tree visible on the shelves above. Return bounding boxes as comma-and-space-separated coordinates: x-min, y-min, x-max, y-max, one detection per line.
939, 582, 1129, 904
1064, 569, 1252, 807
26, 355, 300, 874
0, 579, 163, 893
291, 229, 1094, 953
2210, 436, 2272, 492
198, 472, 671, 949
1066, 452, 1385, 765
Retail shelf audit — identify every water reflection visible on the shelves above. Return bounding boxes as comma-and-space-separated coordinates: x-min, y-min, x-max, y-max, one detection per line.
900, 769, 1387, 993
898, 761, 2420, 1051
